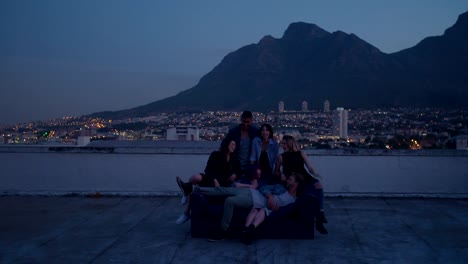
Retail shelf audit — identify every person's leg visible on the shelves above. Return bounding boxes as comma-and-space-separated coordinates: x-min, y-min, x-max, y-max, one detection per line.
184, 194, 191, 215
176, 173, 197, 196
189, 173, 203, 184
198, 186, 237, 196
176, 173, 214, 225
245, 208, 258, 227
221, 189, 253, 230
252, 208, 266, 227
298, 193, 328, 234
313, 180, 325, 210
242, 208, 266, 245
210, 189, 253, 241
176, 194, 192, 224
312, 180, 328, 224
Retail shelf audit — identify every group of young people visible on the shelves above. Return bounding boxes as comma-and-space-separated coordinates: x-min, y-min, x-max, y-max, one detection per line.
175, 110, 328, 243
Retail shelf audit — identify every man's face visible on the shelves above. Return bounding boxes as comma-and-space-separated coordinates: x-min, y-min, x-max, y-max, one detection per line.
286, 175, 298, 189
256, 169, 262, 177
240, 117, 253, 130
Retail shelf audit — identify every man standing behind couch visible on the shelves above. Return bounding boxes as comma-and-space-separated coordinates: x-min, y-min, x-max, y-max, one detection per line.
222, 111, 258, 178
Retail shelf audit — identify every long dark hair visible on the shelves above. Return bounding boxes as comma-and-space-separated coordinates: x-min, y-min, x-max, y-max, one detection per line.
258, 123, 274, 139
220, 139, 235, 156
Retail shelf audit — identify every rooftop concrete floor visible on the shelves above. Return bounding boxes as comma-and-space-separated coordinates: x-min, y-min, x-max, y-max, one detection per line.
0, 196, 467, 264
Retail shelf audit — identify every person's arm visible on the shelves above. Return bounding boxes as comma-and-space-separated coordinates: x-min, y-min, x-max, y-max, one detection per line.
232, 158, 241, 181
271, 140, 279, 163
205, 152, 223, 182
235, 179, 258, 189
228, 173, 237, 183
204, 152, 217, 174
235, 182, 255, 188
273, 154, 282, 176
214, 178, 220, 187
273, 154, 287, 181
301, 150, 321, 179
267, 195, 280, 211
250, 137, 259, 164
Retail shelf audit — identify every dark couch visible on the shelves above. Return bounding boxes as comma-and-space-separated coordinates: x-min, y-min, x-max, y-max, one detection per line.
190, 191, 317, 239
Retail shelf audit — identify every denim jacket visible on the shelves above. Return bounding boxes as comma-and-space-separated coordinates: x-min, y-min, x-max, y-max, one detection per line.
249, 136, 279, 170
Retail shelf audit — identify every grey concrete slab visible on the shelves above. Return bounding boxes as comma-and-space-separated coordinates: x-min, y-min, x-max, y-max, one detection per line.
0, 196, 467, 264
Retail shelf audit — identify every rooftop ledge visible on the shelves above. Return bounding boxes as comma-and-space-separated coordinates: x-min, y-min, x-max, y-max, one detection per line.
1, 141, 467, 198
0, 141, 467, 156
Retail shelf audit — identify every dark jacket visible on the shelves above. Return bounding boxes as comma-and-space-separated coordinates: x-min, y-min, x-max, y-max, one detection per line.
204, 151, 241, 187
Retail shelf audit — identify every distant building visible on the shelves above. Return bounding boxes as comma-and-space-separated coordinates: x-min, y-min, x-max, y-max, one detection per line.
332, 107, 348, 139
166, 126, 199, 141
324, 100, 330, 112
455, 135, 468, 150
77, 136, 91, 146
278, 101, 285, 113
301, 101, 308, 111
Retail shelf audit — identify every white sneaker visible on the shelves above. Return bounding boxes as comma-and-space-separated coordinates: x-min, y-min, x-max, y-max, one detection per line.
175, 213, 191, 224
180, 195, 187, 205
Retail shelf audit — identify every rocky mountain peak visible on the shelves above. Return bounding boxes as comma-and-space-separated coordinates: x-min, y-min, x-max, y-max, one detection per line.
282, 22, 329, 41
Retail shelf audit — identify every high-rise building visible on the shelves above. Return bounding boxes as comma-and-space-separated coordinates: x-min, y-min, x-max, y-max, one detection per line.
324, 100, 330, 112
301, 101, 308, 111
332, 107, 348, 139
278, 101, 284, 113
166, 126, 199, 141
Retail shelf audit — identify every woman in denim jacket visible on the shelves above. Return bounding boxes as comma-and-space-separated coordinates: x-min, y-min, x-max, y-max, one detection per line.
250, 124, 280, 185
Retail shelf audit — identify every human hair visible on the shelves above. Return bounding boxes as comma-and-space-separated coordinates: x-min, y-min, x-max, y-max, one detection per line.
247, 164, 261, 180
259, 123, 274, 139
289, 172, 304, 183
282, 135, 300, 152
220, 139, 235, 155
241, 110, 253, 119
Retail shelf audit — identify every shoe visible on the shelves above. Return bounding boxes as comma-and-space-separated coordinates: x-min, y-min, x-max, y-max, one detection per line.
180, 195, 187, 205
208, 229, 227, 242
176, 176, 192, 196
316, 222, 328, 235
317, 210, 328, 224
241, 224, 255, 245
175, 213, 190, 224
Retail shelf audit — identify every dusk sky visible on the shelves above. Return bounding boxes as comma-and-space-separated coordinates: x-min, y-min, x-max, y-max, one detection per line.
1, 1, 467, 125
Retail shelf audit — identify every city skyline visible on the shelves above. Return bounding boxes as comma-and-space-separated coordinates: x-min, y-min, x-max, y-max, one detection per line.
1, 107, 467, 151
1, 1, 468, 125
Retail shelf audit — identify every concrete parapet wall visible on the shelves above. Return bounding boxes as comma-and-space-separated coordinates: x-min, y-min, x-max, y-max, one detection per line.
0, 146, 467, 197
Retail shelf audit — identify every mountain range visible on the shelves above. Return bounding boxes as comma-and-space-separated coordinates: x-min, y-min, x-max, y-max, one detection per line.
92, 11, 468, 119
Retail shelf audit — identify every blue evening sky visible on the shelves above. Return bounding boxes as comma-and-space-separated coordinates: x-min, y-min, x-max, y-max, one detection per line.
1, 0, 467, 125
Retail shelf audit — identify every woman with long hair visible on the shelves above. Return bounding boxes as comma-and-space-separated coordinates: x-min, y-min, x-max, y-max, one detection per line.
249, 124, 280, 184
175, 139, 240, 224
274, 135, 328, 234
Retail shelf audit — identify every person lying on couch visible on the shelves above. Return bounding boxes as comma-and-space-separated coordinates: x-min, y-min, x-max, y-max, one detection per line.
196, 172, 303, 241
